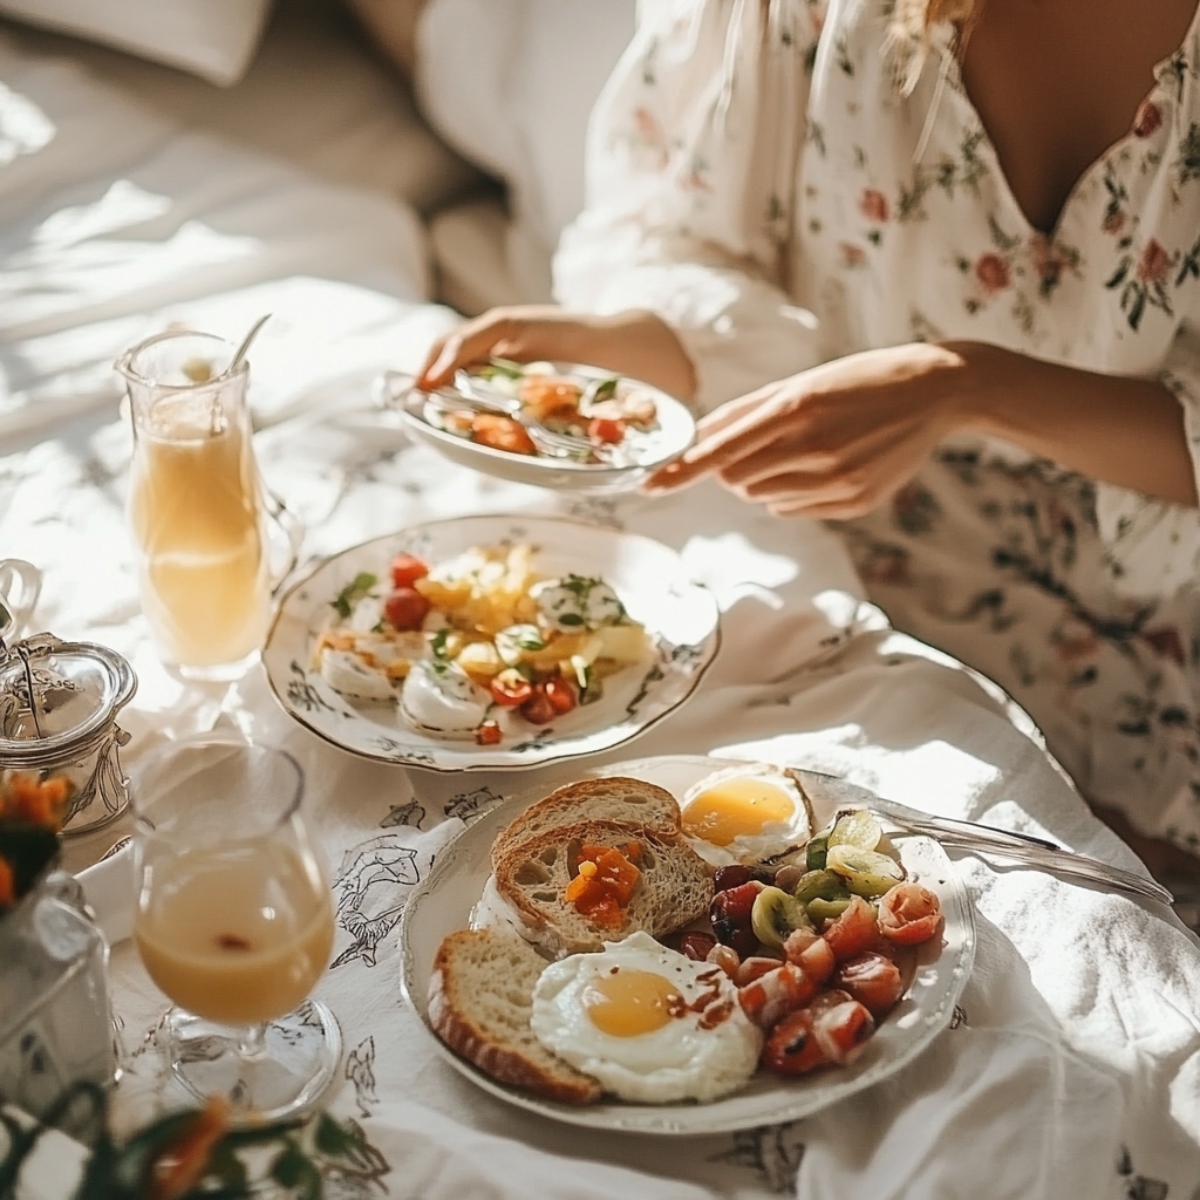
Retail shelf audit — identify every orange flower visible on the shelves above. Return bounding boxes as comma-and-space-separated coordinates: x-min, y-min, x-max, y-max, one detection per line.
4, 774, 71, 831
150, 1097, 230, 1200
0, 858, 14, 909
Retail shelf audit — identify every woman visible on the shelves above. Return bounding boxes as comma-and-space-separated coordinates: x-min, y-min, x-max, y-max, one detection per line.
418, 0, 1200, 880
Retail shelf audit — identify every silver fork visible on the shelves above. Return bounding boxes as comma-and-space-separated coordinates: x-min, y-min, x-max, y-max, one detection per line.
452, 370, 619, 463
790, 768, 1175, 905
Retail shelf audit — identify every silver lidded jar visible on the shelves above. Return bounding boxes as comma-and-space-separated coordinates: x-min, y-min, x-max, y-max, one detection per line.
0, 633, 137, 837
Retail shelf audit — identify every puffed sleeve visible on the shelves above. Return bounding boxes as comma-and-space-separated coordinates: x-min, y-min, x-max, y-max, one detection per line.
553, 0, 827, 412
1094, 319, 1200, 597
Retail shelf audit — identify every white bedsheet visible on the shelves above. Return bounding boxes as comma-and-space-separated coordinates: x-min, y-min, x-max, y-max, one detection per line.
0, 29, 448, 447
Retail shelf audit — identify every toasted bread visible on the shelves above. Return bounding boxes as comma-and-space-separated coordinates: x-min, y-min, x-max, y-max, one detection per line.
492, 819, 713, 957
427, 927, 602, 1105
491, 776, 682, 869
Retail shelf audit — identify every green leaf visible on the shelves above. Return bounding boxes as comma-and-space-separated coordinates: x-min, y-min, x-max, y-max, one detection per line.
509, 625, 545, 651
430, 629, 451, 659
330, 572, 378, 620
271, 1143, 322, 1200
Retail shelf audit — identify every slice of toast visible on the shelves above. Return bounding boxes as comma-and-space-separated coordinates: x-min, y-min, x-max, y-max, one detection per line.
491, 776, 683, 869
492, 819, 713, 957
427, 927, 602, 1105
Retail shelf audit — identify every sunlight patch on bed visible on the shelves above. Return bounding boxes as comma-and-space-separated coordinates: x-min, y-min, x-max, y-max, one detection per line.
0, 81, 54, 166
33, 179, 172, 248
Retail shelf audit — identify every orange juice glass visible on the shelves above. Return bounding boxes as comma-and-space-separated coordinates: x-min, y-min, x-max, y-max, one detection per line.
131, 731, 339, 1123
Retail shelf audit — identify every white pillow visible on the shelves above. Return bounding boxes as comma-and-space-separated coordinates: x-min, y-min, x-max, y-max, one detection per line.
0, 0, 274, 86
415, 0, 635, 298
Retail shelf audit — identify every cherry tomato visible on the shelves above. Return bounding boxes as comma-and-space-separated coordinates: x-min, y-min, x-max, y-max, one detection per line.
833, 951, 905, 1018
877, 883, 943, 945
587, 416, 627, 445
471, 413, 537, 456
475, 720, 502, 745
390, 552, 429, 589
544, 676, 578, 715
519, 684, 558, 725
489, 669, 533, 708
762, 1008, 828, 1075
676, 931, 718, 961
384, 587, 430, 631
822, 895, 882, 962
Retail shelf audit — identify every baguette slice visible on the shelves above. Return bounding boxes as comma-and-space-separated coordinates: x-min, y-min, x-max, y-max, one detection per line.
427, 927, 602, 1105
491, 776, 682, 869
493, 819, 713, 957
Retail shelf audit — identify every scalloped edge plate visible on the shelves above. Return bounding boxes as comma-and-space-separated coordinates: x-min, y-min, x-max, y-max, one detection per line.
399, 755, 977, 1133
263, 516, 720, 771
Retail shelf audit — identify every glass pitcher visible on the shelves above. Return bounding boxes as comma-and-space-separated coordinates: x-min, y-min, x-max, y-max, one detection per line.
116, 330, 302, 681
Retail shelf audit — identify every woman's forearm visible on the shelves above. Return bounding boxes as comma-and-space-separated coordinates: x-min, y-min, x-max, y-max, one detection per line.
947, 340, 1199, 508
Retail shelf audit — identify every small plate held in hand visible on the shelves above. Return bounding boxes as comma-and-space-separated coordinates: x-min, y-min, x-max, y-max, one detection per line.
379, 363, 696, 495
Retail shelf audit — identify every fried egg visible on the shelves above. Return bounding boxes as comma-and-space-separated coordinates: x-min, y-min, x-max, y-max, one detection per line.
530, 932, 761, 1103
678, 763, 812, 867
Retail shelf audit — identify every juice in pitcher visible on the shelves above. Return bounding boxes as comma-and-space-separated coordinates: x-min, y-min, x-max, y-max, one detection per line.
119, 329, 292, 679
127, 391, 270, 674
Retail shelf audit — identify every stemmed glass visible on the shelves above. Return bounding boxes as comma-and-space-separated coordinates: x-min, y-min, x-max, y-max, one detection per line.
130, 730, 340, 1122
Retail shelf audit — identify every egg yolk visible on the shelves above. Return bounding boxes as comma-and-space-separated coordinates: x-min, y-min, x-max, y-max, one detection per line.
681, 778, 796, 847
581, 969, 686, 1037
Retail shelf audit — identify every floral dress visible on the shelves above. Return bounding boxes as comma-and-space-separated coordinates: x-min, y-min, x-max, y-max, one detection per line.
554, 0, 1200, 856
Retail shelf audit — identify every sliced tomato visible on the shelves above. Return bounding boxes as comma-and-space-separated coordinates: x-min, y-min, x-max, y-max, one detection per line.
587, 416, 627, 445
544, 675, 578, 715
489, 668, 533, 708
475, 720, 502, 746
471, 413, 537, 456
384, 587, 430, 631
822, 895, 882, 962
810, 995, 875, 1064
878, 883, 943, 945
519, 684, 558, 725
390, 552, 429, 589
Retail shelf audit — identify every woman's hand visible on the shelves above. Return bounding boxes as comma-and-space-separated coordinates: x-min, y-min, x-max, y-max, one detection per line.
646, 343, 972, 518
417, 305, 697, 402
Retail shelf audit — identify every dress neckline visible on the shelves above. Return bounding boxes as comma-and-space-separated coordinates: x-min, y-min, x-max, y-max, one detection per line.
934, 0, 1200, 244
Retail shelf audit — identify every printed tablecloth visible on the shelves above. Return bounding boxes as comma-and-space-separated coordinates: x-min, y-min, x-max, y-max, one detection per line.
5, 368, 1200, 1200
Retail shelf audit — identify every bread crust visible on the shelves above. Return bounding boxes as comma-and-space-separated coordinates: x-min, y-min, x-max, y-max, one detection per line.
428, 929, 602, 1106
491, 776, 682, 869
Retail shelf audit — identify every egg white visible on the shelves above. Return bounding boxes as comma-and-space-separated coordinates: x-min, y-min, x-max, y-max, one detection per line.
530, 932, 761, 1103
678, 763, 811, 867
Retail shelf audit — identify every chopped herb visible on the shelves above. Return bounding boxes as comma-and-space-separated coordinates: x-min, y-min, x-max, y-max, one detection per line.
585, 377, 619, 404
331, 572, 378, 619
580, 667, 603, 704
557, 612, 585, 627
430, 629, 451, 659
513, 627, 546, 650
483, 357, 525, 380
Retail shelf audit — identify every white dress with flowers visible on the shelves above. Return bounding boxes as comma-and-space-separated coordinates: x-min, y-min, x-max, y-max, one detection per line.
554, 0, 1200, 855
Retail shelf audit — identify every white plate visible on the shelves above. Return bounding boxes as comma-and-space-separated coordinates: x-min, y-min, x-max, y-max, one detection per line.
399, 755, 977, 1134
381, 365, 697, 495
263, 517, 720, 771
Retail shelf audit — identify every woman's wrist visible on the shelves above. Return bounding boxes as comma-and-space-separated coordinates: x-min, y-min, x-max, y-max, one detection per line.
933, 339, 1021, 438
591, 310, 698, 403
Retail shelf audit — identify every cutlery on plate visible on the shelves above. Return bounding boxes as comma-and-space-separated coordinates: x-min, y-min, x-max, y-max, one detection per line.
452, 369, 620, 463
791, 769, 1175, 906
